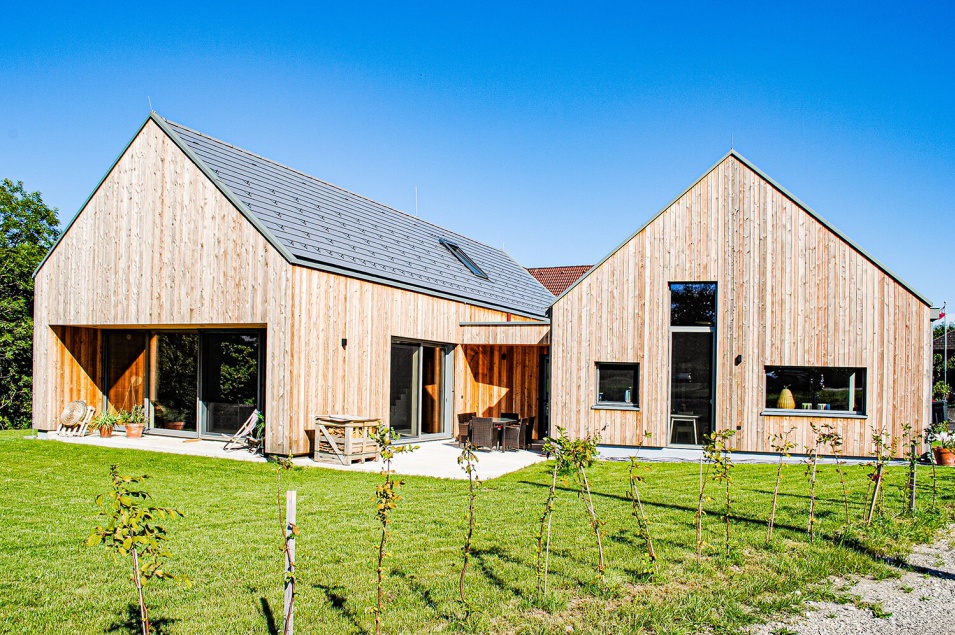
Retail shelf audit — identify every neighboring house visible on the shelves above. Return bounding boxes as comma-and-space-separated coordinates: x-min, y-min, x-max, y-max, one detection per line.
527, 266, 592, 296
550, 150, 933, 456
32, 114, 554, 455
935, 330, 955, 358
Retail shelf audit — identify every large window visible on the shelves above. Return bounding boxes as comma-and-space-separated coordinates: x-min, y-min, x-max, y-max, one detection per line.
765, 366, 866, 415
596, 363, 639, 408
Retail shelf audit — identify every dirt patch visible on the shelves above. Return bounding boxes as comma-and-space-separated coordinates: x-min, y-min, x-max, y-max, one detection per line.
752, 526, 955, 635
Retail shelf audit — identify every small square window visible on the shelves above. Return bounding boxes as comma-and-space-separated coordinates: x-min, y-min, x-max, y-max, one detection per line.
596, 363, 639, 407
670, 282, 717, 326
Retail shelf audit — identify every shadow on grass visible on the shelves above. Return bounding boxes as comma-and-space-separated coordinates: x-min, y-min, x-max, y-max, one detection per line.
105, 604, 176, 635
257, 597, 278, 635
393, 568, 457, 622
312, 583, 368, 634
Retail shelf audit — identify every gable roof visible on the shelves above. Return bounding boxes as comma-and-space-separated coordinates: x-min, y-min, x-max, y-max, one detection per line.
935, 329, 955, 352
527, 265, 592, 295
554, 150, 931, 307
38, 113, 555, 318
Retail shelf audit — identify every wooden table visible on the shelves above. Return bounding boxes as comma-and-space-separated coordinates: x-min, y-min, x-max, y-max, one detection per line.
314, 415, 380, 465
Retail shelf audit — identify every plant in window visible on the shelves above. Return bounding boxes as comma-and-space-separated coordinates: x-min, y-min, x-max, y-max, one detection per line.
933, 381, 951, 402
85, 465, 190, 635
371, 426, 417, 635
457, 441, 479, 616
766, 427, 796, 542
535, 429, 572, 597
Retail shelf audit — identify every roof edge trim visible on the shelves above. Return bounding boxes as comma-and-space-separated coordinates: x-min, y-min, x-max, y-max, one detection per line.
553, 150, 931, 307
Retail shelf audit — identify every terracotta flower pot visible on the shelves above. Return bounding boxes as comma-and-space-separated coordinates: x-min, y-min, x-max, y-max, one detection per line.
99, 426, 114, 438
934, 447, 955, 467
164, 421, 186, 431
125, 423, 145, 439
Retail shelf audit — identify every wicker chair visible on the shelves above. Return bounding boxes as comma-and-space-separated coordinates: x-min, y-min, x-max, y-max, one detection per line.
519, 416, 535, 449
470, 417, 497, 450
456, 412, 476, 447
503, 420, 524, 451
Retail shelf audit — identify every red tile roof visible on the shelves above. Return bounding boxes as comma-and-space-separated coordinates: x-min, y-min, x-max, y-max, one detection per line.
527, 265, 592, 296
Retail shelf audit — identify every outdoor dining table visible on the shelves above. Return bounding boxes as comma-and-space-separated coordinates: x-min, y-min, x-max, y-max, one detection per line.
489, 417, 517, 450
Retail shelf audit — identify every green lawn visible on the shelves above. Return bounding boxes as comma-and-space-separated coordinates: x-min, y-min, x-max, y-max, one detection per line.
1, 431, 953, 635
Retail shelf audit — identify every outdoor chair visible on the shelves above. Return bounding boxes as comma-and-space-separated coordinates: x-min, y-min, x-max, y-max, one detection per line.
518, 416, 535, 449
223, 409, 262, 453
503, 420, 524, 451
456, 412, 475, 447
55, 400, 95, 437
469, 417, 497, 451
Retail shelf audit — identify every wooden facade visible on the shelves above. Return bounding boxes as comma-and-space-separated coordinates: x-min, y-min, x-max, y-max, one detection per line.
550, 153, 932, 457
33, 119, 547, 455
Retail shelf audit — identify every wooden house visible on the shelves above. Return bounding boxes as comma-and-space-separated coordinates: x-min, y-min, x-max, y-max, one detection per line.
32, 114, 553, 455
549, 151, 933, 456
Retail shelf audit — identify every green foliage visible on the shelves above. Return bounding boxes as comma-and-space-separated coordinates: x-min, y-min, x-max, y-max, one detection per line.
371, 426, 417, 635
457, 442, 480, 615
703, 429, 736, 558
0, 179, 59, 429
85, 464, 189, 634
118, 406, 147, 427
626, 456, 656, 575
767, 427, 797, 541
933, 380, 951, 401
817, 424, 850, 526
566, 435, 606, 576
536, 428, 573, 596
88, 411, 120, 432
804, 425, 823, 541
218, 340, 259, 404
865, 427, 893, 524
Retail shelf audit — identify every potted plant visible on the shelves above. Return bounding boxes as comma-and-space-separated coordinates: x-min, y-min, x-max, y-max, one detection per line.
89, 411, 118, 438
156, 405, 186, 431
119, 406, 147, 439
926, 420, 955, 466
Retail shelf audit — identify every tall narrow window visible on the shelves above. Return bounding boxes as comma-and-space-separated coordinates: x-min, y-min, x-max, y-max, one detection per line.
439, 238, 488, 279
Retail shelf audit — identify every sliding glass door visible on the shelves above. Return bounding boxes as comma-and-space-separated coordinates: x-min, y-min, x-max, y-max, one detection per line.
389, 340, 451, 439
199, 332, 264, 435
150, 333, 199, 435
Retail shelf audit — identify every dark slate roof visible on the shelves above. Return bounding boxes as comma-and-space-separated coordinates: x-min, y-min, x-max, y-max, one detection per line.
156, 116, 554, 318
936, 330, 955, 352
527, 266, 592, 296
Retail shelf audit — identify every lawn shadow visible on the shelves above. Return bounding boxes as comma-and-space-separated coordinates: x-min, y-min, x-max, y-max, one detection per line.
312, 582, 368, 634
105, 603, 176, 635
471, 545, 531, 598
392, 568, 457, 622
257, 597, 278, 635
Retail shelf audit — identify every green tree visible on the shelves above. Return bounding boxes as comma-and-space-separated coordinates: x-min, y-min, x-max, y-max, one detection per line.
0, 179, 59, 429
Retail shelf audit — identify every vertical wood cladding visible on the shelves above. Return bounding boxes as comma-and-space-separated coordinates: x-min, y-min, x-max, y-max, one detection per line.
550, 156, 931, 456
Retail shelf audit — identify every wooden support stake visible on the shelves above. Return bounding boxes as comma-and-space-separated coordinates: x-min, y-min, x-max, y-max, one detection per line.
909, 440, 918, 514
284, 490, 296, 635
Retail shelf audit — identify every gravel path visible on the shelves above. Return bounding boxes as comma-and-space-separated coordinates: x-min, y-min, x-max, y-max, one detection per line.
751, 526, 955, 635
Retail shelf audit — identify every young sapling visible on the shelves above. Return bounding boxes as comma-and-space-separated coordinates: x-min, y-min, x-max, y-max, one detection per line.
457, 441, 479, 614
767, 427, 796, 541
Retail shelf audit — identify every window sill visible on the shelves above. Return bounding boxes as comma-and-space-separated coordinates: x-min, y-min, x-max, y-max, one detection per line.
592, 404, 640, 412
760, 409, 867, 420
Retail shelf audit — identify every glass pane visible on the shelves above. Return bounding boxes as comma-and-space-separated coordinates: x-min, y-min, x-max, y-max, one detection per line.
151, 333, 198, 433
670, 332, 713, 443
597, 365, 638, 405
670, 283, 717, 326
421, 345, 444, 434
107, 331, 147, 413
389, 343, 418, 436
201, 333, 261, 435
765, 367, 866, 414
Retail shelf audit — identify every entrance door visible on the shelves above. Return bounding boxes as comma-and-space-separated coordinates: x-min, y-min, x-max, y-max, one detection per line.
389, 340, 450, 439
669, 330, 715, 444
199, 332, 264, 436
149, 333, 199, 436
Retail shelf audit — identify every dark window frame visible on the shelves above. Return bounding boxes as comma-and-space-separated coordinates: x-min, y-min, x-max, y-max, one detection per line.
763, 365, 867, 416
439, 238, 489, 279
594, 362, 640, 409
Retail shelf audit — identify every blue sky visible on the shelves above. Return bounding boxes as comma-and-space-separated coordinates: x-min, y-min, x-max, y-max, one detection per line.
2, 2, 953, 308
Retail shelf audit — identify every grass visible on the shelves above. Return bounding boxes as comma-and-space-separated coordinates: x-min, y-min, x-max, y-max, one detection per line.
1, 431, 954, 634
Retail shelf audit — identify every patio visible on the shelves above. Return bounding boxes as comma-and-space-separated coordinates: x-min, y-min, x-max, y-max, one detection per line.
42, 431, 546, 480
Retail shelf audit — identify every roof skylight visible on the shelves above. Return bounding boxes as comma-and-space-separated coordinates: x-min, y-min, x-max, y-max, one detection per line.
439, 238, 488, 279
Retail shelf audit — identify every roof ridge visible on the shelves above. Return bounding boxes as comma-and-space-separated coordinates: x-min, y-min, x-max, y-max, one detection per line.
158, 116, 512, 258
